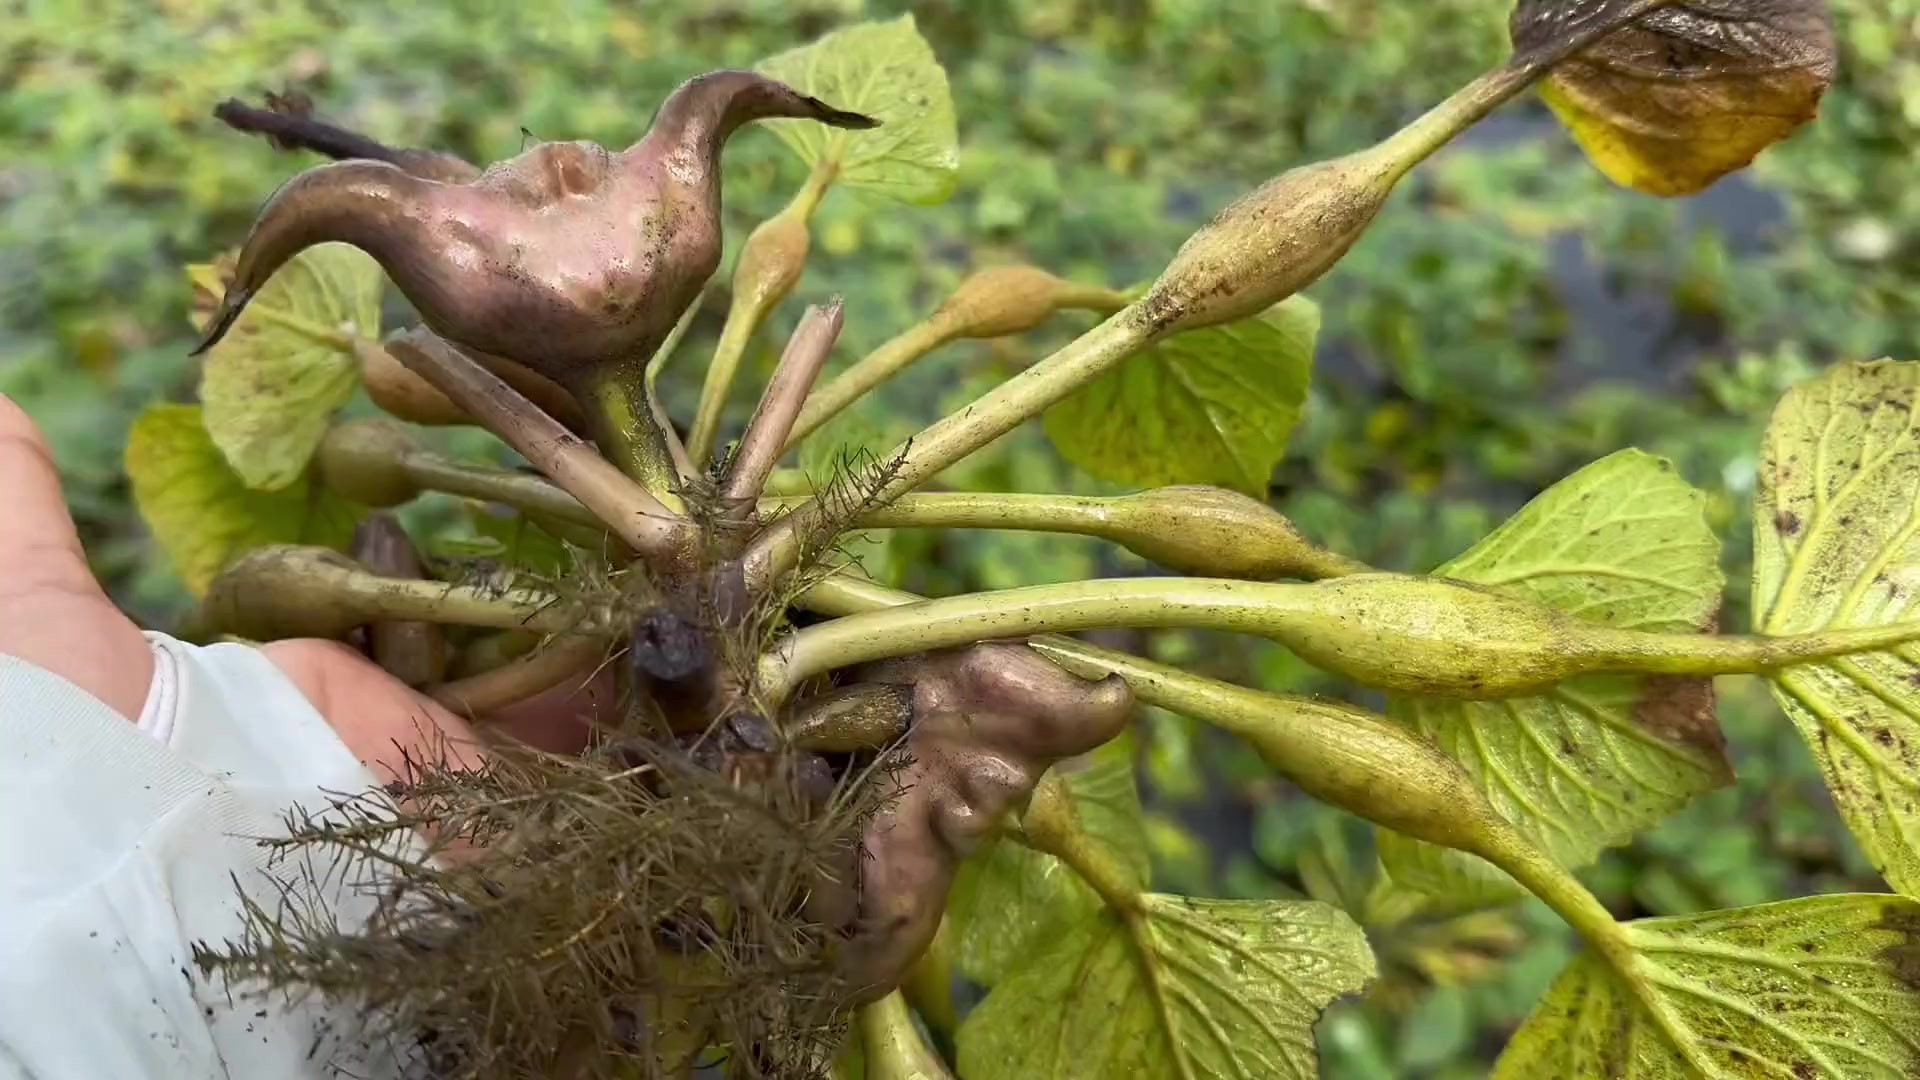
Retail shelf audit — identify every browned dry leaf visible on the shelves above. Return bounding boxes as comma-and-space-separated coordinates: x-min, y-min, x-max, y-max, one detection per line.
1512, 0, 1836, 195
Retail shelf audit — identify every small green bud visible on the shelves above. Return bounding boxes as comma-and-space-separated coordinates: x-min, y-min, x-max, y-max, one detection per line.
1106, 485, 1364, 580
931, 265, 1126, 340
315, 418, 425, 507
731, 206, 811, 315
1276, 573, 1582, 698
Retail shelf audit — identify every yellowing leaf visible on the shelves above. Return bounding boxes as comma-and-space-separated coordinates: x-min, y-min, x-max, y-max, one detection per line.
1754, 359, 1920, 895
193, 243, 383, 490
757, 16, 959, 204
1378, 450, 1729, 902
1511, 0, 1837, 195
1045, 296, 1318, 496
126, 403, 360, 594
956, 894, 1374, 1080
946, 735, 1145, 986
1494, 894, 1920, 1079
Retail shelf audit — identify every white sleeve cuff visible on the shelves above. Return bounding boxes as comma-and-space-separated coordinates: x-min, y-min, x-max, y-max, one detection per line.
0, 638, 405, 1079
134, 628, 182, 743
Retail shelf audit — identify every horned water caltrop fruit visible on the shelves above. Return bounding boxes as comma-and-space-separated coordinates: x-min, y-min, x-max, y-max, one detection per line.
833, 644, 1132, 998
193, 71, 875, 395
133, 5, 1920, 1077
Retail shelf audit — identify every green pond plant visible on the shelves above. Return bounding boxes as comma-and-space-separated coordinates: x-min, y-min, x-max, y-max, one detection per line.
120, 2, 1920, 1077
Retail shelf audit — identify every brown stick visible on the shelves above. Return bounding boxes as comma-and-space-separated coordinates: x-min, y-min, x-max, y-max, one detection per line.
722, 299, 844, 505
385, 335, 690, 563
379, 331, 590, 434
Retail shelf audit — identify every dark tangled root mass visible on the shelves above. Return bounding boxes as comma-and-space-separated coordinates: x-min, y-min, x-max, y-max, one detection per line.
193, 727, 905, 1080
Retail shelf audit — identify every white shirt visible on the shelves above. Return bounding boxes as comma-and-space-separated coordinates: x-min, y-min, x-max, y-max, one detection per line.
0, 634, 404, 1079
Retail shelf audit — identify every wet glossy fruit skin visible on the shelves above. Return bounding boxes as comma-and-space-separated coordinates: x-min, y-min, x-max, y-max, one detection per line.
194, 71, 874, 388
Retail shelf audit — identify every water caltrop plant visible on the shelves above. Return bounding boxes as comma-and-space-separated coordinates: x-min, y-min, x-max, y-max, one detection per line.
120, 1, 1920, 1076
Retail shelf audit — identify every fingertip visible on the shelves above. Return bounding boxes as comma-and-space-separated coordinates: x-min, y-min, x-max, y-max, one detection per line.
0, 392, 52, 457
0, 392, 94, 589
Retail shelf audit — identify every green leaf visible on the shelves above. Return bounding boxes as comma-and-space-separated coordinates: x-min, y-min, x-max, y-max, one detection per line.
1754, 359, 1920, 895
1377, 450, 1729, 902
1045, 296, 1318, 496
461, 503, 575, 577
126, 403, 360, 595
193, 243, 383, 490
956, 894, 1374, 1080
1493, 894, 1920, 1079
756, 16, 959, 205
946, 735, 1144, 986
1510, 0, 1836, 197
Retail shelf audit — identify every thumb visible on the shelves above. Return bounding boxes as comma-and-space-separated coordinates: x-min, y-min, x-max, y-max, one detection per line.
0, 395, 153, 719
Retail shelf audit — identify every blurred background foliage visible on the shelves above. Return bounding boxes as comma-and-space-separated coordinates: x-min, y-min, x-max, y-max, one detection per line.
4, 0, 1917, 1074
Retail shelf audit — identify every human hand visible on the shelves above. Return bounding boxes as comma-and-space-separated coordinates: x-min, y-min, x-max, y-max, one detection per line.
0, 393, 603, 776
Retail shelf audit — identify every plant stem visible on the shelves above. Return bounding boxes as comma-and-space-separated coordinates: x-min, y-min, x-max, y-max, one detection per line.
688, 307, 762, 468
573, 366, 689, 508
768, 490, 1111, 532
687, 162, 836, 467
858, 309, 1147, 492
347, 579, 583, 633
1021, 775, 1145, 913
1473, 822, 1637, 965
386, 334, 690, 563
429, 633, 610, 717
744, 313, 1153, 587
1366, 0, 1675, 185
785, 318, 955, 450
762, 578, 1308, 697
786, 274, 1128, 454
901, 918, 959, 1034
379, 331, 588, 434
723, 300, 844, 504
645, 291, 705, 398
761, 489, 1368, 580
643, 295, 705, 476
186, 545, 603, 642
397, 451, 593, 523
796, 572, 917, 616
770, 575, 1920, 700
857, 991, 955, 1080
787, 155, 838, 221
1591, 621, 1920, 676
750, 2, 1683, 590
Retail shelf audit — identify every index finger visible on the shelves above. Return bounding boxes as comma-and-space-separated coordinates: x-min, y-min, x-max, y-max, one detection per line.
0, 394, 98, 598
0, 394, 154, 719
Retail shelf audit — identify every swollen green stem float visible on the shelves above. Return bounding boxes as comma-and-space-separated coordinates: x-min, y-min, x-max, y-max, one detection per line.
759, 572, 1920, 702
